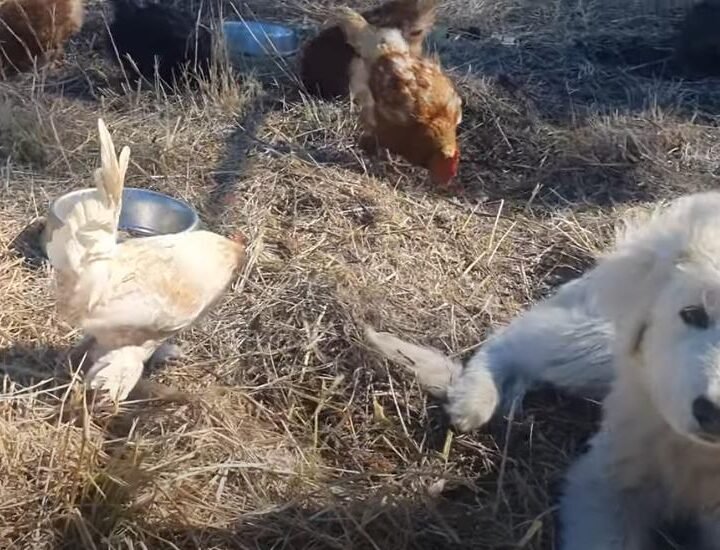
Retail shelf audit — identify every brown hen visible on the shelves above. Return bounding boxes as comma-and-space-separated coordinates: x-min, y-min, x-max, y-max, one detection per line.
0, 0, 84, 76
338, 7, 462, 188
299, 0, 437, 99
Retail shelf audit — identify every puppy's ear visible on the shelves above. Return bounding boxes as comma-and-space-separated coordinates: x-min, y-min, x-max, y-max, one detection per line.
591, 245, 667, 357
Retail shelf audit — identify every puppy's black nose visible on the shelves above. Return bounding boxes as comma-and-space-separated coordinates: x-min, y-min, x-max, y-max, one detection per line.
693, 397, 720, 435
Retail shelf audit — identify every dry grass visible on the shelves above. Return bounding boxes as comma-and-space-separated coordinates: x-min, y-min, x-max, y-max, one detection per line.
1, 0, 719, 548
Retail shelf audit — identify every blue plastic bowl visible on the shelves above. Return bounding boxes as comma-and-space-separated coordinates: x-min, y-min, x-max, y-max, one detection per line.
223, 20, 299, 58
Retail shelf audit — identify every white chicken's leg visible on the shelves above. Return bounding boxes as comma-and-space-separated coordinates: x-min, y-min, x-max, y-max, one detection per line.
84, 342, 159, 401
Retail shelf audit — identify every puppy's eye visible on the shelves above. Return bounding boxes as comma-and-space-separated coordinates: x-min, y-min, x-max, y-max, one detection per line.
680, 305, 711, 329
408, 29, 424, 37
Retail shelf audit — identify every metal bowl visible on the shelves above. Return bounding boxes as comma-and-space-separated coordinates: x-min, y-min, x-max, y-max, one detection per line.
223, 20, 299, 58
41, 187, 199, 253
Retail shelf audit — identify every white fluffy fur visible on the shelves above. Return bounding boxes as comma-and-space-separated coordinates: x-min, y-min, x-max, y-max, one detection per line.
366, 191, 720, 548
365, 265, 615, 431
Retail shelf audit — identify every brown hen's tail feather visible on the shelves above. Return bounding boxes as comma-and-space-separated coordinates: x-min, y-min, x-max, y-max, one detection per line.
335, 7, 369, 51
336, 7, 409, 59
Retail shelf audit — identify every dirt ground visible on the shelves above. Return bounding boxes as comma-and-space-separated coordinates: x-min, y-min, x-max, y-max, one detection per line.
1, 0, 719, 548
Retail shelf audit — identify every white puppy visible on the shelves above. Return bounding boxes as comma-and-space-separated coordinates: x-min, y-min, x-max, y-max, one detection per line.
366, 191, 720, 549
365, 258, 616, 432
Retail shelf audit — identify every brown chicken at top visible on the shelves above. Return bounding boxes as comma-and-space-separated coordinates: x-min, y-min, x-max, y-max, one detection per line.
338, 7, 462, 188
0, 0, 84, 76
300, 0, 437, 99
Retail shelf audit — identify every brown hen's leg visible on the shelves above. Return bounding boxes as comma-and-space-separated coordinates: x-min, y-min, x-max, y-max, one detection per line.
359, 133, 380, 156
447, 182, 466, 197
446, 179, 463, 194
427, 173, 463, 196
46, 45, 65, 69
48, 56, 65, 70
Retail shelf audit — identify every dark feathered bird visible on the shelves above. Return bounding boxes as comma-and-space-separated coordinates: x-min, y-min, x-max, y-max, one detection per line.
106, 0, 213, 88
299, 0, 437, 100
675, 0, 720, 78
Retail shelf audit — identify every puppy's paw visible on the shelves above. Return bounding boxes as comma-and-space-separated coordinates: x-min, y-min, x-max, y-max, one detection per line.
444, 396, 495, 432
445, 372, 499, 432
359, 134, 379, 155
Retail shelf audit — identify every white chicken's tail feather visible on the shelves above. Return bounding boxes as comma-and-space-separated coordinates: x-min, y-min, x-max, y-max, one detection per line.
47, 119, 130, 276
336, 8, 409, 61
364, 326, 462, 398
94, 117, 129, 212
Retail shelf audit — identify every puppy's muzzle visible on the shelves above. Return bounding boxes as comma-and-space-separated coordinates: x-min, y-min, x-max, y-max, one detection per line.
692, 396, 720, 438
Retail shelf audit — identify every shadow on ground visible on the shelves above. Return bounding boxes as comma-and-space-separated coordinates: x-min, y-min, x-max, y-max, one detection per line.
48, 386, 690, 550
0, 343, 66, 389
438, 9, 720, 123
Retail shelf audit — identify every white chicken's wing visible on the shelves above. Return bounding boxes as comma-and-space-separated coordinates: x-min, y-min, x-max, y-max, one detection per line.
80, 230, 244, 346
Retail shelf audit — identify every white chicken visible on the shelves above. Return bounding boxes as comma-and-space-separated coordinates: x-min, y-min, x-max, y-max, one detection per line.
46, 119, 246, 401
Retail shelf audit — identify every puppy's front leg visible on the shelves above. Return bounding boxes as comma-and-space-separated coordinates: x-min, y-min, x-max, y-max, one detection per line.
445, 349, 500, 432
560, 434, 654, 550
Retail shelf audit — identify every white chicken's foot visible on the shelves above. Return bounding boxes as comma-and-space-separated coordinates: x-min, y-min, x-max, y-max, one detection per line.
149, 342, 184, 366
84, 345, 151, 402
